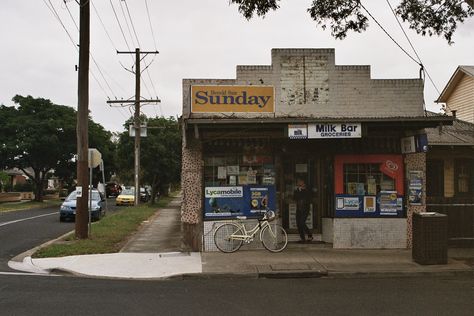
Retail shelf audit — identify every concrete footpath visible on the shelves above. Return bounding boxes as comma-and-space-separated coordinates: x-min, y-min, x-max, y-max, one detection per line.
8, 195, 474, 280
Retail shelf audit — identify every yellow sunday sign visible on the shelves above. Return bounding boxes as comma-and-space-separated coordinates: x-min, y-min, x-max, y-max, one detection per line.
191, 86, 274, 113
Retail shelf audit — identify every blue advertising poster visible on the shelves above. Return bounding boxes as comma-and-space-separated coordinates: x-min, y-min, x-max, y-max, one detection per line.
204, 185, 276, 219
335, 193, 404, 218
204, 186, 245, 218
246, 186, 276, 215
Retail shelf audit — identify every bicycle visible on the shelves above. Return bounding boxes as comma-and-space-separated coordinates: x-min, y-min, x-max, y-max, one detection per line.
213, 210, 288, 253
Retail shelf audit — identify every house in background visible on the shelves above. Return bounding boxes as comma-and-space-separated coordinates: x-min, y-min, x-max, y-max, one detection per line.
436, 65, 474, 123
427, 65, 474, 247
4, 168, 28, 189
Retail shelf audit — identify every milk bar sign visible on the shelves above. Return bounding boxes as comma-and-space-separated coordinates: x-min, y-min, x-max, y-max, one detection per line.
308, 123, 361, 139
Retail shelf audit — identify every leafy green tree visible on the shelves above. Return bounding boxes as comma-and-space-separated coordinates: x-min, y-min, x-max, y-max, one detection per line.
116, 116, 181, 204
230, 0, 473, 44
0, 171, 8, 192
0, 95, 116, 201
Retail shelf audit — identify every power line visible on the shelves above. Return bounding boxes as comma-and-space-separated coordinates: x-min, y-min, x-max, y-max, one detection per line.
90, 0, 129, 93
123, 0, 141, 48
144, 0, 162, 116
145, 0, 158, 51
119, 0, 155, 100
118, 0, 138, 49
385, 0, 443, 110
43, 0, 109, 99
109, 0, 132, 53
91, 0, 117, 49
63, 0, 117, 98
109, 0, 161, 114
358, 2, 420, 66
122, 0, 161, 113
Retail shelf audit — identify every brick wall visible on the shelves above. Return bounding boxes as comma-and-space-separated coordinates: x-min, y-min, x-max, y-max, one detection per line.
181, 136, 203, 251
330, 218, 407, 248
183, 48, 425, 119
405, 152, 427, 248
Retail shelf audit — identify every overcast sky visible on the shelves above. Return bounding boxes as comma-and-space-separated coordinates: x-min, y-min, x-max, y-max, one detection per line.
1, 1, 473, 132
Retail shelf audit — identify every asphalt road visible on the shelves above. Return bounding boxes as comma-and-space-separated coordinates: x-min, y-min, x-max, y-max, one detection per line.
0, 199, 118, 272
0, 275, 473, 315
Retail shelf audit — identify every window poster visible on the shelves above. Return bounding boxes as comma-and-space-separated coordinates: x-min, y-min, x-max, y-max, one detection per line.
380, 191, 398, 215
336, 197, 360, 211
347, 183, 357, 195
408, 170, 423, 205
295, 164, 308, 173
262, 176, 275, 185
229, 176, 237, 186
246, 168, 257, 184
356, 183, 365, 195
204, 185, 276, 219
217, 166, 227, 179
364, 196, 376, 213
238, 175, 248, 185
247, 174, 257, 184
367, 178, 377, 195
226, 165, 239, 175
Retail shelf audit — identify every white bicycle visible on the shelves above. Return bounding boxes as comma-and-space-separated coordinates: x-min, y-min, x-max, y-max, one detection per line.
213, 210, 288, 253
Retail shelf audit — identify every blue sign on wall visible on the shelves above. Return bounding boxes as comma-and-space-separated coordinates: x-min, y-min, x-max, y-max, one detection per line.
204, 185, 276, 219
335, 192, 404, 218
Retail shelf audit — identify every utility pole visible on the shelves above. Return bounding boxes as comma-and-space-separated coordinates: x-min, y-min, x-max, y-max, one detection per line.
107, 48, 159, 205
76, 0, 90, 239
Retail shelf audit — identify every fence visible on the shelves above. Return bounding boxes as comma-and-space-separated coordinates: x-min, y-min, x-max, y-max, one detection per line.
427, 197, 474, 247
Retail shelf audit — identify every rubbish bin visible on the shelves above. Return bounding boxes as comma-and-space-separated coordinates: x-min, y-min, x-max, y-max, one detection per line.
412, 212, 448, 265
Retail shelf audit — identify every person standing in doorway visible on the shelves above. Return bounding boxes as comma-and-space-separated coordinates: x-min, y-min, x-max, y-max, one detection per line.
294, 178, 313, 243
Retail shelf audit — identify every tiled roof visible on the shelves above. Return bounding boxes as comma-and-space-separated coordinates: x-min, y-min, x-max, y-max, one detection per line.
426, 111, 474, 145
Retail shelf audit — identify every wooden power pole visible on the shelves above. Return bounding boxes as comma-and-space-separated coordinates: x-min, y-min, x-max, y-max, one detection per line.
75, 0, 90, 239
107, 48, 159, 205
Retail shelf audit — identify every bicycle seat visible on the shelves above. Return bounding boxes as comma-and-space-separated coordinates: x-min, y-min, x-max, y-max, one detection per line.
236, 216, 247, 220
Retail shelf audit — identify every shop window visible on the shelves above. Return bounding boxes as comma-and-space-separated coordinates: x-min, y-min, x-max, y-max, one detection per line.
204, 151, 275, 187
426, 159, 444, 197
455, 159, 474, 196
334, 154, 404, 195
343, 163, 395, 195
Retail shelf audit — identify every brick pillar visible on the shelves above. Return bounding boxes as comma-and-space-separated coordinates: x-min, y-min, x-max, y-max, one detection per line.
181, 137, 203, 251
405, 152, 427, 248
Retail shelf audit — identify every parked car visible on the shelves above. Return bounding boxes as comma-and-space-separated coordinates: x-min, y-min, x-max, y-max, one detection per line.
59, 189, 105, 222
140, 187, 150, 202
116, 188, 135, 206
105, 182, 122, 198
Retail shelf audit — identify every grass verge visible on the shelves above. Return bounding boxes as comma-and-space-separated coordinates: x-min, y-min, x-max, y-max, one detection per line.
0, 200, 61, 213
33, 195, 174, 258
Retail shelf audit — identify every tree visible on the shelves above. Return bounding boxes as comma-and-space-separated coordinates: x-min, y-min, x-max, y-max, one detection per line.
230, 0, 474, 44
0, 95, 115, 201
116, 116, 181, 204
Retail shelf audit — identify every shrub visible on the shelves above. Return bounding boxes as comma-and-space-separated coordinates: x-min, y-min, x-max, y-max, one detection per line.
14, 182, 34, 192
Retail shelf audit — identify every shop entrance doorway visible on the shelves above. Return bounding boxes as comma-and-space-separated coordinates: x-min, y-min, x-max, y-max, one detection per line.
280, 155, 333, 237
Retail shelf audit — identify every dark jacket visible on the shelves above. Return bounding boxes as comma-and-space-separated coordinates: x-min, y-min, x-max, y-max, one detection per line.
293, 187, 311, 212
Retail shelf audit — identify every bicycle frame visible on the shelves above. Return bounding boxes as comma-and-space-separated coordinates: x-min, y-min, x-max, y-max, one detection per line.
230, 219, 271, 243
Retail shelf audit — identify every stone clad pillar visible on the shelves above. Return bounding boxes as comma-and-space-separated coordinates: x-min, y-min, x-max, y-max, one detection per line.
181, 137, 203, 251
405, 152, 427, 248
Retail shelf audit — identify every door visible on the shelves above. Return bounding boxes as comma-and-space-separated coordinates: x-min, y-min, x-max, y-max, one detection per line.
279, 156, 322, 234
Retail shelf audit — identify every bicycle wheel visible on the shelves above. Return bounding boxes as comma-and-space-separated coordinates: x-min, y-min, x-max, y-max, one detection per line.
214, 223, 244, 253
260, 223, 288, 252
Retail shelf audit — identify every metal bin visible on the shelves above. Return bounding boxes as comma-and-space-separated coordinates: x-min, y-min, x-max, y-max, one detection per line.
412, 212, 448, 265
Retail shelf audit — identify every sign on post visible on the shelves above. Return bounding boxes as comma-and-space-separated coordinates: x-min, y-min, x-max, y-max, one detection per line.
88, 148, 102, 168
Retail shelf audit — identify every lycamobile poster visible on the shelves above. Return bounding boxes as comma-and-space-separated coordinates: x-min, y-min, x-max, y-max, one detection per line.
204, 185, 275, 219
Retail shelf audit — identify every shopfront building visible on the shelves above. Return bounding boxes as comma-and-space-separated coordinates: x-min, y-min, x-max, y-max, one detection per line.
180, 49, 453, 251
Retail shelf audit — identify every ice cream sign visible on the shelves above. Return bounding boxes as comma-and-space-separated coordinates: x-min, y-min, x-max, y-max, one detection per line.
307, 123, 361, 139
191, 85, 274, 113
